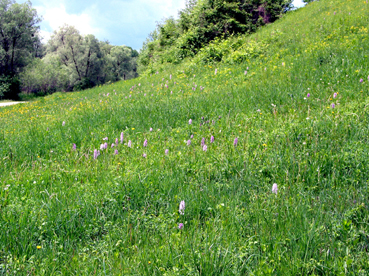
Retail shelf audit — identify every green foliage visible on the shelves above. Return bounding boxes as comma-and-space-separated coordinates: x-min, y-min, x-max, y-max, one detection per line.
0, 0, 41, 99
20, 25, 138, 95
46, 25, 104, 90
1, 0, 369, 274
20, 55, 69, 95
103, 45, 138, 81
139, 0, 293, 72
0, 75, 10, 99
0, 74, 19, 100
191, 35, 269, 65
158, 17, 181, 47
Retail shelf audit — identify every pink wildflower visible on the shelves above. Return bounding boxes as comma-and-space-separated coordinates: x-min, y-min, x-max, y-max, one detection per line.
272, 183, 278, 194
234, 138, 238, 146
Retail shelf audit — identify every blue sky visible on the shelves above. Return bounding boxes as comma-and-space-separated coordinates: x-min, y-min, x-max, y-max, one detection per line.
20, 0, 306, 50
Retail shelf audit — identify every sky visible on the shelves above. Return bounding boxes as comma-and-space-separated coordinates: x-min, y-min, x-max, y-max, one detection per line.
19, 0, 306, 51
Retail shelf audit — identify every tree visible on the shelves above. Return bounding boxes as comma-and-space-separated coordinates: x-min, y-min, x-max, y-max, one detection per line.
157, 17, 180, 47
0, 0, 41, 99
46, 25, 104, 90
106, 45, 138, 81
139, 0, 293, 71
20, 54, 69, 95
20, 25, 139, 95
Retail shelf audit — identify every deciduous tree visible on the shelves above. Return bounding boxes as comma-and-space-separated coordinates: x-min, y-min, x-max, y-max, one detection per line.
47, 25, 104, 90
0, 0, 41, 99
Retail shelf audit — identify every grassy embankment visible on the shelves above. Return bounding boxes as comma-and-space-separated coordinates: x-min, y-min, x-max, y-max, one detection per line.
1, 0, 369, 274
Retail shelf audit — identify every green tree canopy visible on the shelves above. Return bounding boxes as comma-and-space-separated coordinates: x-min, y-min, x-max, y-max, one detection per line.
46, 25, 104, 90
139, 0, 293, 72
105, 45, 138, 81
0, 0, 41, 99
0, 0, 41, 74
19, 25, 138, 95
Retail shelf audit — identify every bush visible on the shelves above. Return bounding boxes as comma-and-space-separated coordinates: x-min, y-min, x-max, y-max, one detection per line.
0, 74, 20, 100
139, 0, 293, 73
224, 40, 268, 64
20, 56, 70, 95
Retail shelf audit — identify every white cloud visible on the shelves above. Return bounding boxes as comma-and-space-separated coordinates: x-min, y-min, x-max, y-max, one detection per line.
34, 2, 104, 39
30, 0, 304, 49
293, 0, 305, 8
143, 0, 186, 18
38, 29, 53, 42
99, 0, 186, 41
30, 0, 186, 46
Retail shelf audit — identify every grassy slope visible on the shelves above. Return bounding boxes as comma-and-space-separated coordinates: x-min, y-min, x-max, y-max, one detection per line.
1, 0, 369, 274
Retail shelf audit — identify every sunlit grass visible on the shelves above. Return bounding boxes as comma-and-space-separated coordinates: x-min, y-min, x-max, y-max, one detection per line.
1, 0, 369, 274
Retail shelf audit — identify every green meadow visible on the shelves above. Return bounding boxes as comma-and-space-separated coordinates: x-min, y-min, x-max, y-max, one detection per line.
1, 0, 369, 274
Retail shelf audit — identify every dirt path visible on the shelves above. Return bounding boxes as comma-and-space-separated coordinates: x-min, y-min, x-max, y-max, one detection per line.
0, 101, 26, 107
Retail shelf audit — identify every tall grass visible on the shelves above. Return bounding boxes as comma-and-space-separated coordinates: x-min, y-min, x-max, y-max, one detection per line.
1, 0, 369, 274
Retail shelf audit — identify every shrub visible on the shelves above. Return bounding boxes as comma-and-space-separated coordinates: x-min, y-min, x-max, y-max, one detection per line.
0, 74, 20, 100
138, 0, 293, 72
20, 56, 70, 95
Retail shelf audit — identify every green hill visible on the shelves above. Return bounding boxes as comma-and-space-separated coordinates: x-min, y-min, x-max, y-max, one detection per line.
1, 0, 369, 274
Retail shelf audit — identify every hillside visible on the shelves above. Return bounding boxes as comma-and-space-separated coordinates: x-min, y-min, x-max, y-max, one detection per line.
1, 0, 369, 274
138, 0, 292, 73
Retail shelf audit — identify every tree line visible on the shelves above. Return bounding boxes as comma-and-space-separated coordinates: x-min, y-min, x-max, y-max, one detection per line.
0, 0, 138, 100
1, 0, 306, 99
138, 0, 293, 73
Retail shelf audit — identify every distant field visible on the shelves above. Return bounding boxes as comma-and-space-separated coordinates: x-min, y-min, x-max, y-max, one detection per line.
1, 0, 369, 274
